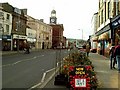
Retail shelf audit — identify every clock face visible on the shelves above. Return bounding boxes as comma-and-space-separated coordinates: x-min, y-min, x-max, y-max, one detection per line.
51, 19, 55, 22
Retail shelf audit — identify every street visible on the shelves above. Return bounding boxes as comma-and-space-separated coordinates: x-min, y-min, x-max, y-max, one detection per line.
2, 49, 69, 88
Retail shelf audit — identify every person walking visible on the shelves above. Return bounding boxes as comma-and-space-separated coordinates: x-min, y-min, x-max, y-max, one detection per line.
24, 41, 30, 54
86, 43, 90, 57
114, 42, 120, 73
26, 42, 30, 54
109, 46, 116, 69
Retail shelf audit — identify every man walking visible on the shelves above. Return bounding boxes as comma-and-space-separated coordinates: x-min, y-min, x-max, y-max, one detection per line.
114, 42, 120, 73
86, 43, 90, 57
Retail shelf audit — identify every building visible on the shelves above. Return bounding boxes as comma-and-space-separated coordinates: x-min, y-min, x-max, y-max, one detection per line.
0, 3, 13, 51
50, 24, 64, 48
26, 14, 52, 49
1, 3, 27, 51
111, 14, 120, 46
63, 36, 67, 48
49, 9, 64, 49
26, 26, 36, 48
91, 12, 98, 50
95, 0, 120, 57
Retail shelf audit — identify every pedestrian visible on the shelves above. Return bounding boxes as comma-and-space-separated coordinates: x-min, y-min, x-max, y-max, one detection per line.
109, 46, 116, 69
86, 43, 90, 57
114, 42, 120, 73
26, 42, 30, 54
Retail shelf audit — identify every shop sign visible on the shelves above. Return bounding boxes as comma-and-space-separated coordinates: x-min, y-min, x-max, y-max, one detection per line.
13, 34, 27, 39
2, 35, 11, 40
112, 18, 120, 29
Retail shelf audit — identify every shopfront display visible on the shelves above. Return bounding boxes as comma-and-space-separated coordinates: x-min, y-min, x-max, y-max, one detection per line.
12, 34, 27, 51
2, 35, 12, 51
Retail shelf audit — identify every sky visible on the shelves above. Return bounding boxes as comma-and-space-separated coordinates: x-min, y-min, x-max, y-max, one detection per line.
1, 0, 99, 40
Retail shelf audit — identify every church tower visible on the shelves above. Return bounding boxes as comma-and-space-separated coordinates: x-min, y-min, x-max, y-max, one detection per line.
50, 9, 57, 24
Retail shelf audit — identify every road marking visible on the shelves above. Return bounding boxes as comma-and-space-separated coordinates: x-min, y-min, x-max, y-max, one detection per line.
41, 73, 46, 83
29, 68, 56, 89
29, 82, 42, 89
12, 61, 21, 65
1, 55, 45, 68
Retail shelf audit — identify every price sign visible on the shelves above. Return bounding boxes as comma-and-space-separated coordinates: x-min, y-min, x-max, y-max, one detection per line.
75, 78, 86, 88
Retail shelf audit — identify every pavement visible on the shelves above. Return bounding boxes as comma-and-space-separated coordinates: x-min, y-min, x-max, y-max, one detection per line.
89, 53, 120, 89
1, 50, 120, 89
39, 53, 120, 89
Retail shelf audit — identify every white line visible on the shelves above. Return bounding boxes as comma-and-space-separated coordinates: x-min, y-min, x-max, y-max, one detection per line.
29, 82, 42, 89
41, 73, 46, 83
12, 61, 21, 65
39, 67, 59, 88
2, 55, 44, 67
29, 67, 57, 89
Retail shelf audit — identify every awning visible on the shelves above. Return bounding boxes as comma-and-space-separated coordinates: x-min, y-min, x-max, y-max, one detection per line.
92, 36, 98, 41
98, 32, 109, 40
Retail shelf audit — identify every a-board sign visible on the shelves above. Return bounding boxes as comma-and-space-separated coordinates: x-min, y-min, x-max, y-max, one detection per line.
74, 78, 87, 88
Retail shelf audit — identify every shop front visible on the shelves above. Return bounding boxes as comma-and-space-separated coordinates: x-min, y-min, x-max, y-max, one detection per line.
111, 14, 120, 46
2, 35, 12, 51
95, 24, 111, 57
12, 34, 27, 51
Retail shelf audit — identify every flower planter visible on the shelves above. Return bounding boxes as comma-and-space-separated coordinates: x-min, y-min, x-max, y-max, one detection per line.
54, 51, 98, 89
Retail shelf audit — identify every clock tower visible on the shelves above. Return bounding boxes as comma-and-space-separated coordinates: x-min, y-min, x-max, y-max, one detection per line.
50, 9, 57, 24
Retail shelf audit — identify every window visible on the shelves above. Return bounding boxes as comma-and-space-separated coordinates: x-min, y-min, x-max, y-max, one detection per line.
101, 10, 103, 24
99, 16, 100, 27
0, 23, 2, 29
0, 12, 3, 17
108, 2, 111, 19
105, 2, 106, 21
115, 1, 119, 15
6, 14, 10, 20
6, 25, 9, 32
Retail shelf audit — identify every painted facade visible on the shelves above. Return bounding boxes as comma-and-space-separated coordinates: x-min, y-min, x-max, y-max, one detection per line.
95, 0, 120, 57
0, 3, 12, 51
26, 15, 52, 49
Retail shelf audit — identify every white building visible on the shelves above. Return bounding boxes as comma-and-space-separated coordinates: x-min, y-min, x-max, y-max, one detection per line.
26, 15, 52, 49
26, 27, 36, 47
0, 4, 12, 50
91, 12, 98, 50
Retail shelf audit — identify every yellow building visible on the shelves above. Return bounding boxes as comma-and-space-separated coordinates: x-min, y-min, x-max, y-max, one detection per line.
26, 15, 52, 49
96, 0, 120, 57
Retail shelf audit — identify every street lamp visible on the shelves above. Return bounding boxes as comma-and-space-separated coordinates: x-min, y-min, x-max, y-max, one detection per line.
78, 29, 83, 40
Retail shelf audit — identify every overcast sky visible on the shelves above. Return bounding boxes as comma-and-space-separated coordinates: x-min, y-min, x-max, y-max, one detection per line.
1, 0, 99, 40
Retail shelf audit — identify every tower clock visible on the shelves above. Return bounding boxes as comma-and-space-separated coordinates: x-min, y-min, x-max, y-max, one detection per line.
50, 9, 57, 24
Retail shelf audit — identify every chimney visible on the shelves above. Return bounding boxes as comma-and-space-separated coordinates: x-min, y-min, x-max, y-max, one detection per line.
22, 9, 27, 15
40, 19, 44, 22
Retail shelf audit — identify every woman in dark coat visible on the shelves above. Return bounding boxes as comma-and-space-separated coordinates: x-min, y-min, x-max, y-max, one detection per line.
109, 46, 116, 69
